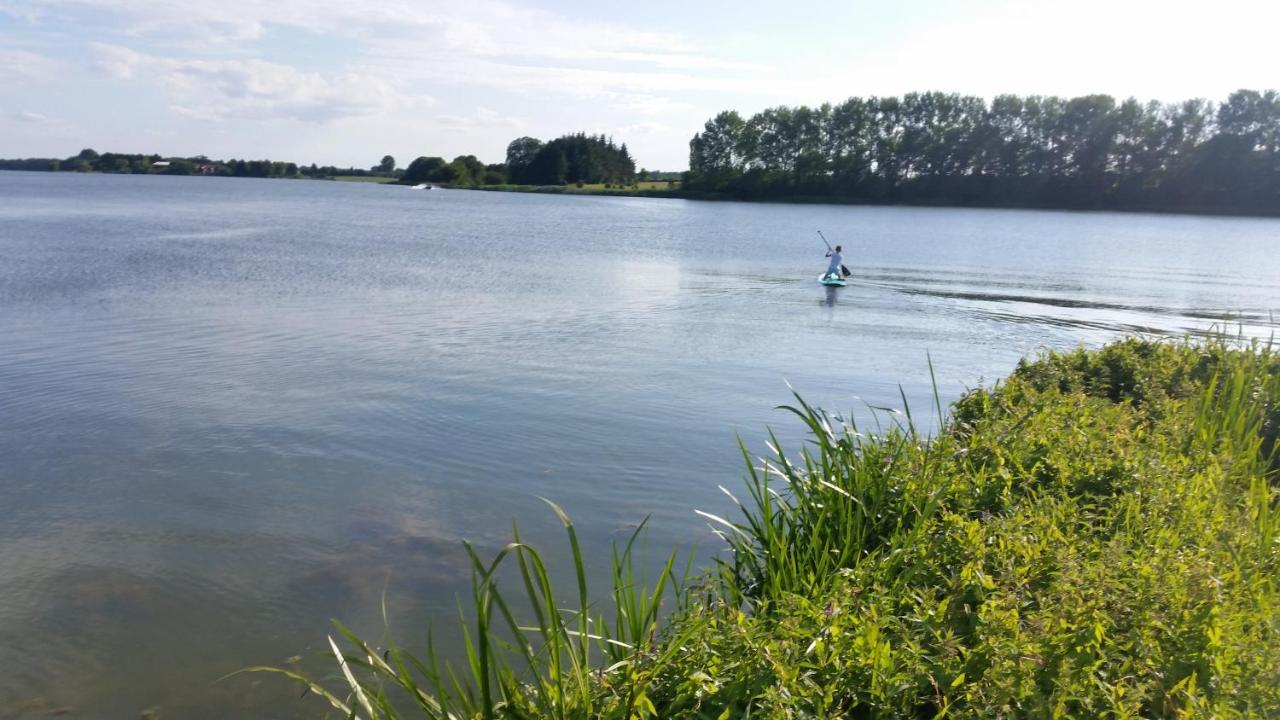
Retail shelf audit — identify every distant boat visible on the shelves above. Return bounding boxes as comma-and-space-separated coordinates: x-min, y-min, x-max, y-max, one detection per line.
411, 183, 432, 190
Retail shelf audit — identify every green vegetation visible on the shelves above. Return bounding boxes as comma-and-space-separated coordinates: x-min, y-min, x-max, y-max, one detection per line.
331, 175, 399, 184
0, 148, 408, 180
400, 155, 503, 187
505, 134, 636, 186
470, 180, 680, 198
263, 336, 1280, 718
686, 89, 1280, 214
0, 148, 304, 177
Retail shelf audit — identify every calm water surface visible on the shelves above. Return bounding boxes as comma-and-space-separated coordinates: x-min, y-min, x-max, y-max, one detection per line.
1, 171, 1278, 717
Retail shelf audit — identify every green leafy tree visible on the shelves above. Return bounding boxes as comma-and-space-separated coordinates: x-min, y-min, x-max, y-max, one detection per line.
505, 137, 545, 184
401, 156, 447, 184
689, 110, 746, 190
448, 155, 486, 186
682, 89, 1280, 212
483, 164, 507, 185
518, 134, 634, 185
379, 155, 395, 174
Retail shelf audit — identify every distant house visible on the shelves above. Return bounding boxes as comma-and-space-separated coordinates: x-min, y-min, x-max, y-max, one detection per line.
150, 161, 171, 170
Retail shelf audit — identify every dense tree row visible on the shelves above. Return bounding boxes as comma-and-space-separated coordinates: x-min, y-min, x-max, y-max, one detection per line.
400, 155, 507, 186
3, 138, 650, 191
505, 133, 635, 185
687, 90, 1280, 212
0, 148, 410, 179
400, 134, 636, 187
0, 148, 175, 174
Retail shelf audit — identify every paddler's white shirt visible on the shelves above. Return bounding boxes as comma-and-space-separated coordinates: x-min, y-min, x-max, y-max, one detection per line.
826, 250, 843, 268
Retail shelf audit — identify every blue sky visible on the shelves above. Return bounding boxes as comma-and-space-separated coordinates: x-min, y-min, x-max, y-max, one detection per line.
1, 0, 1276, 170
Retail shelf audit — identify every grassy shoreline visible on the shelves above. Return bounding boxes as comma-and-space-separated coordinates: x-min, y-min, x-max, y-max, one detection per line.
457, 182, 1280, 218
271, 336, 1280, 718
8, 170, 1272, 216
460, 182, 683, 199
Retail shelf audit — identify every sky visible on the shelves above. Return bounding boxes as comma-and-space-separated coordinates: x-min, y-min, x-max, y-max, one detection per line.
1, 0, 1277, 171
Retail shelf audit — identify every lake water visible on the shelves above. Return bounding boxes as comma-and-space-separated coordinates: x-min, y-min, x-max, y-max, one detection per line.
1, 171, 1277, 717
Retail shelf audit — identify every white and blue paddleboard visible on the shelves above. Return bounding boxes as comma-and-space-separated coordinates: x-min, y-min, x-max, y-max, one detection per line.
820, 274, 847, 287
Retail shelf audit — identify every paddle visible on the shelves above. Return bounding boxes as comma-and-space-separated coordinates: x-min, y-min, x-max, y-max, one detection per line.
817, 229, 833, 252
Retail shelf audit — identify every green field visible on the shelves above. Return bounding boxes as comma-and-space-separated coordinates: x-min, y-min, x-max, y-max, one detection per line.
470, 180, 681, 196
328, 175, 397, 184
573, 180, 680, 191
269, 336, 1280, 718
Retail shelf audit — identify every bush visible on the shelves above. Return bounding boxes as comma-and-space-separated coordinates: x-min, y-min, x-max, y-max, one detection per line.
268, 337, 1280, 718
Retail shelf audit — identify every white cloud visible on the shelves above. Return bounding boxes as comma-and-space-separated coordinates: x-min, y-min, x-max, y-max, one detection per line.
728, 0, 1280, 105
91, 43, 410, 122
12, 110, 47, 122
0, 1, 43, 22
0, 48, 62, 83
91, 42, 144, 79
611, 121, 669, 137
19, 0, 754, 117
434, 107, 526, 135
608, 95, 693, 116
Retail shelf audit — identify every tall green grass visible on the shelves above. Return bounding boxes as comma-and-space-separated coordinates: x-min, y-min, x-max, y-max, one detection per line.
260, 336, 1280, 718
247, 500, 696, 719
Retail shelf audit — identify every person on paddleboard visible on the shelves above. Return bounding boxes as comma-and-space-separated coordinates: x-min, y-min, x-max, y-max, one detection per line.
825, 245, 845, 280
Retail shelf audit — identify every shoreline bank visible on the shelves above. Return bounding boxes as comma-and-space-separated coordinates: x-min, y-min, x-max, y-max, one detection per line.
286, 336, 1280, 718
457, 182, 1280, 218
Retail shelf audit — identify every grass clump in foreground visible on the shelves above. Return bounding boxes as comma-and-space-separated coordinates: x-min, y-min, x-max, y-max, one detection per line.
263, 336, 1280, 718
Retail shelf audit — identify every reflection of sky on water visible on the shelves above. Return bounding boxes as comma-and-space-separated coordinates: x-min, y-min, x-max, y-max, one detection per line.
1, 172, 1278, 717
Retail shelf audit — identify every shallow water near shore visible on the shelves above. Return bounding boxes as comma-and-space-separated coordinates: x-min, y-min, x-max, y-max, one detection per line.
1, 171, 1278, 717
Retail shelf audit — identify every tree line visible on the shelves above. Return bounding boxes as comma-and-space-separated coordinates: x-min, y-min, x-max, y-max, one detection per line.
399, 154, 507, 186
686, 89, 1280, 213
505, 133, 635, 185
2, 136, 646, 189
0, 148, 413, 179
400, 133, 638, 187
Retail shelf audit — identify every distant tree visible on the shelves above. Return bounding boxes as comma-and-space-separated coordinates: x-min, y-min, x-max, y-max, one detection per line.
688, 110, 746, 191
553, 150, 569, 184
483, 163, 508, 185
505, 137, 545, 184
430, 164, 457, 183
526, 146, 566, 184
162, 159, 194, 175
379, 155, 396, 174
402, 156, 447, 184
681, 89, 1280, 212
517, 133, 635, 185
445, 155, 485, 186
